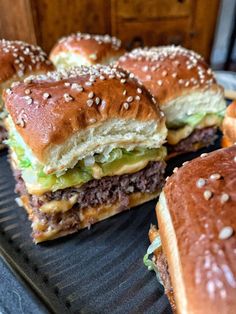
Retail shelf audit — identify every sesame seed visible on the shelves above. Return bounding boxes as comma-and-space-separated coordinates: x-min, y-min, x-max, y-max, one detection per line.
16, 117, 26, 128
89, 118, 97, 124
6, 88, 12, 95
127, 96, 133, 103
11, 81, 20, 88
64, 93, 73, 102
220, 193, 230, 204
162, 70, 168, 77
200, 153, 208, 158
85, 82, 92, 86
172, 73, 177, 78
101, 99, 106, 108
99, 75, 105, 80
24, 96, 33, 105
218, 226, 234, 240
24, 89, 31, 95
43, 92, 50, 100
123, 102, 129, 110
71, 83, 83, 92
95, 97, 100, 105
64, 82, 70, 87
178, 79, 184, 84
120, 79, 126, 84
210, 173, 221, 180
165, 176, 169, 181
89, 75, 96, 82
173, 167, 178, 173
123, 90, 127, 96
234, 156, 236, 162
203, 190, 212, 200
87, 99, 93, 107
157, 80, 163, 86
129, 73, 135, 79
137, 88, 142, 94
142, 65, 148, 72
185, 81, 190, 87
88, 92, 94, 99
135, 95, 141, 101
196, 178, 206, 188
182, 161, 189, 166
152, 97, 156, 104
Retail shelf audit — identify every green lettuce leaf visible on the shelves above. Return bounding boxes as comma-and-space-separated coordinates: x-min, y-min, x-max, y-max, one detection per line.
143, 234, 163, 283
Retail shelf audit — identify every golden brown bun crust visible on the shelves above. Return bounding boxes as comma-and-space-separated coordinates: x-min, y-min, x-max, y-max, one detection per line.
50, 33, 125, 64
117, 46, 222, 105
22, 191, 159, 243
160, 146, 236, 314
222, 101, 236, 147
0, 39, 54, 84
4, 65, 162, 161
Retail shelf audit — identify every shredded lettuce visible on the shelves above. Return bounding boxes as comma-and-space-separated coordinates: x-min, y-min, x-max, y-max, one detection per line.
167, 110, 225, 129
7, 127, 166, 192
143, 234, 163, 283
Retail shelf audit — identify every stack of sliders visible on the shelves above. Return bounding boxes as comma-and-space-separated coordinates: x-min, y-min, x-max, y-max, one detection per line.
50, 33, 125, 69
0, 39, 54, 149
145, 146, 236, 313
222, 101, 236, 147
117, 46, 226, 157
4, 65, 167, 243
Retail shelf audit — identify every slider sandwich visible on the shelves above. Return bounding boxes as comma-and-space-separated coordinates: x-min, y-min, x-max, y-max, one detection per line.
117, 46, 226, 157
4, 65, 167, 243
145, 146, 236, 313
50, 33, 125, 69
222, 101, 236, 147
0, 39, 54, 149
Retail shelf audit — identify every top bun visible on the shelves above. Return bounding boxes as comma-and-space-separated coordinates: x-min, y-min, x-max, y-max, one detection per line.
117, 46, 226, 125
0, 39, 54, 87
4, 65, 167, 174
157, 146, 236, 314
222, 101, 236, 147
50, 33, 125, 69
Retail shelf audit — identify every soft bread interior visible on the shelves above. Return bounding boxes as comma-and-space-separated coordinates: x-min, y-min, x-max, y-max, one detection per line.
51, 51, 122, 69
163, 89, 226, 126
157, 192, 188, 314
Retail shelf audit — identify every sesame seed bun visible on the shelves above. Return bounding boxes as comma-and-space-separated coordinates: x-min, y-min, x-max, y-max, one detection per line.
4, 65, 167, 174
222, 101, 236, 147
0, 39, 54, 85
117, 46, 226, 128
156, 146, 236, 314
50, 33, 125, 69
0, 39, 54, 149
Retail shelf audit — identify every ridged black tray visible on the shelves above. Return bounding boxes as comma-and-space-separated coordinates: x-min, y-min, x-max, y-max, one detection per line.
0, 138, 221, 314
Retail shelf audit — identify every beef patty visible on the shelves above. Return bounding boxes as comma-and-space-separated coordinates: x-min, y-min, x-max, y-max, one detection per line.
154, 249, 176, 312
167, 127, 217, 153
14, 161, 166, 233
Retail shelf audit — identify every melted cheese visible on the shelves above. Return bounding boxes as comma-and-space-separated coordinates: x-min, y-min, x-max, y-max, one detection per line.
39, 195, 77, 214
167, 114, 222, 145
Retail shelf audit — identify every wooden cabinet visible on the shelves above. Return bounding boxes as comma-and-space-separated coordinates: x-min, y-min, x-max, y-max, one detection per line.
0, 0, 220, 61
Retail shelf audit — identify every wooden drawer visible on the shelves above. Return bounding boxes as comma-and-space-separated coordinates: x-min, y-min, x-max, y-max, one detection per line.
115, 19, 191, 50
112, 0, 192, 20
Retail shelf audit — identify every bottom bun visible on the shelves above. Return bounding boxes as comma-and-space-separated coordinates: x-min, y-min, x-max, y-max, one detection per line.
21, 191, 160, 243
